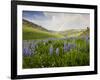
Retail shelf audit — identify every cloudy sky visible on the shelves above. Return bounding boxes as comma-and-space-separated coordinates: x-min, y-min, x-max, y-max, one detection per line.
23, 11, 90, 31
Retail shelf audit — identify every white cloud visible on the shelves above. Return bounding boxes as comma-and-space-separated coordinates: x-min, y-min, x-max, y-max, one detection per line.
31, 12, 90, 31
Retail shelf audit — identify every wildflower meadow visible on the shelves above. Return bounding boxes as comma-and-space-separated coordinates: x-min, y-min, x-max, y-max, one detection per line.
23, 37, 89, 68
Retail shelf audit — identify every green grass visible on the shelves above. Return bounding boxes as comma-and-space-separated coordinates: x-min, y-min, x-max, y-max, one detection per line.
23, 26, 64, 40
23, 38, 89, 68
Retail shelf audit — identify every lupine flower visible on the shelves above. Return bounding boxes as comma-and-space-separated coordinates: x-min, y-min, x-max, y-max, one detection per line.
31, 43, 35, 49
64, 43, 67, 48
64, 43, 68, 52
56, 48, 59, 55
86, 36, 89, 43
27, 43, 35, 55
69, 43, 76, 50
64, 43, 74, 53
23, 47, 31, 56
67, 43, 71, 51
49, 45, 53, 55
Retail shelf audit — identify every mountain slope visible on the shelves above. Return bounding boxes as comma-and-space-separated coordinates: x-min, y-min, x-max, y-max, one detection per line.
59, 28, 89, 37
23, 19, 64, 40
59, 29, 82, 37
79, 27, 89, 37
23, 19, 49, 32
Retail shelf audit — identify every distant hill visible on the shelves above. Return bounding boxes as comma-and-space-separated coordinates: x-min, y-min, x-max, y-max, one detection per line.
23, 19, 49, 32
58, 28, 89, 38
58, 29, 82, 37
23, 19, 89, 40
79, 27, 90, 37
23, 19, 64, 40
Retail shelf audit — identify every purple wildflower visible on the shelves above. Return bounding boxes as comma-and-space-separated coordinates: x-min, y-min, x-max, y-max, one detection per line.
64, 43, 69, 52
56, 48, 59, 55
29, 43, 36, 54
63, 43, 75, 53
49, 45, 53, 55
86, 36, 89, 43
23, 47, 31, 56
31, 43, 35, 49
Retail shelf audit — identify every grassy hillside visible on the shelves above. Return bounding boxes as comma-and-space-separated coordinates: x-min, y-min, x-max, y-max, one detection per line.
59, 29, 83, 37
23, 19, 48, 32
23, 19, 89, 40
79, 27, 90, 37
59, 28, 89, 38
23, 19, 64, 40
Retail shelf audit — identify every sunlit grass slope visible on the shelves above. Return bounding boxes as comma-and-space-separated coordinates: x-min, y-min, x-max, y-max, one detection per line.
23, 20, 64, 40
